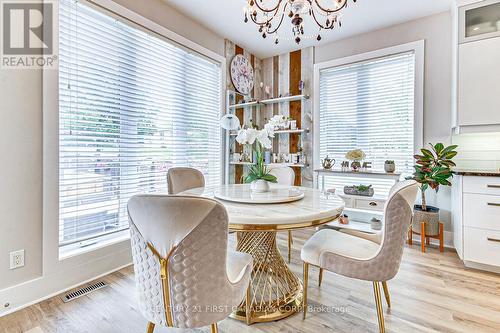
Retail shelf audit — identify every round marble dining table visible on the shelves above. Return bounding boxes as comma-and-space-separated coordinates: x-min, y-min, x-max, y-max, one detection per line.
181, 184, 344, 324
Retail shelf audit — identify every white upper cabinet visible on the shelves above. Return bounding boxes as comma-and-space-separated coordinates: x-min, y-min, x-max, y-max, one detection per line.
458, 37, 500, 126
459, 0, 500, 43
457, 0, 500, 129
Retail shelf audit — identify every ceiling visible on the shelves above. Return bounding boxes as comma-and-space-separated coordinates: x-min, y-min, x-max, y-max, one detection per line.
164, 0, 453, 58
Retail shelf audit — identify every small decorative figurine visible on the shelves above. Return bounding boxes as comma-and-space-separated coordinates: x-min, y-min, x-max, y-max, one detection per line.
351, 161, 361, 171
298, 80, 305, 92
322, 155, 335, 169
339, 214, 349, 225
371, 217, 382, 230
362, 161, 372, 170
265, 85, 271, 96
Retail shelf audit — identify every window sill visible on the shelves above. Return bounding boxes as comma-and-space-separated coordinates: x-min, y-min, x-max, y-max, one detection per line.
59, 230, 130, 261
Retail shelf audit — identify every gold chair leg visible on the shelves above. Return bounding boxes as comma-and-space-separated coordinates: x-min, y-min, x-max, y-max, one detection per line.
373, 282, 386, 333
303, 262, 309, 319
318, 268, 324, 287
210, 323, 218, 333
245, 282, 252, 325
381, 281, 391, 308
288, 230, 293, 263
146, 322, 155, 333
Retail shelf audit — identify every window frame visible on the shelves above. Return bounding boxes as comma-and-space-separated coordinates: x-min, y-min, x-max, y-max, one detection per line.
313, 40, 425, 188
43, 0, 226, 271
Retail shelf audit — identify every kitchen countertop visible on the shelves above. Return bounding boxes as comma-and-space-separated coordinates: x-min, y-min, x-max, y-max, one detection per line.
452, 168, 500, 177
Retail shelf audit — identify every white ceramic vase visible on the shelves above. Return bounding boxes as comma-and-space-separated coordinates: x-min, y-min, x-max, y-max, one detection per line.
251, 179, 270, 193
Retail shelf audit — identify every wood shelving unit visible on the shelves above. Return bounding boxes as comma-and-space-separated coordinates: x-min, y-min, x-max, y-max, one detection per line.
229, 128, 308, 136
227, 94, 309, 110
228, 100, 261, 110
224, 90, 310, 184
260, 94, 309, 104
229, 161, 307, 168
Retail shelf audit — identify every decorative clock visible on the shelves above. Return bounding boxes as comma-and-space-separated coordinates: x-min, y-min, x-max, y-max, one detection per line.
230, 54, 254, 95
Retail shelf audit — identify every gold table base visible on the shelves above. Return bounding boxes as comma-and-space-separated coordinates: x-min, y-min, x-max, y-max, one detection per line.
230, 231, 303, 324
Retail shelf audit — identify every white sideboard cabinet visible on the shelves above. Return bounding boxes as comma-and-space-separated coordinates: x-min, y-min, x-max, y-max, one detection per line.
452, 175, 500, 272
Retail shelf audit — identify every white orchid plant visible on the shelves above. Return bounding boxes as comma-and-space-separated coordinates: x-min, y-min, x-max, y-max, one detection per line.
235, 122, 277, 184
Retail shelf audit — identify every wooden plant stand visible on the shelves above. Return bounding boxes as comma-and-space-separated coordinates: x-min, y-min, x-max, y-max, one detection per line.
408, 222, 444, 253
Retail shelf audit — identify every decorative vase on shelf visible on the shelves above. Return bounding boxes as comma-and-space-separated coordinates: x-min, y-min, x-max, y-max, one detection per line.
384, 160, 396, 173
251, 179, 270, 193
351, 161, 361, 172
371, 217, 382, 231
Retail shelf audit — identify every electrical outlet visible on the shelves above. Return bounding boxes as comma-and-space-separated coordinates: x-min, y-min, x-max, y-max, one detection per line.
9, 250, 24, 269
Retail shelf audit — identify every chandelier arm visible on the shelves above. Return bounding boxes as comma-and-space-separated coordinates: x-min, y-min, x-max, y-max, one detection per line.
311, 9, 334, 29
250, 2, 283, 28
250, 10, 279, 26
267, 12, 286, 34
253, 0, 283, 13
313, 0, 349, 13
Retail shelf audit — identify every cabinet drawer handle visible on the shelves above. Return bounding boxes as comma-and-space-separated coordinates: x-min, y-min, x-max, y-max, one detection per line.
369, 202, 378, 207
487, 237, 500, 243
487, 203, 500, 207
487, 185, 500, 189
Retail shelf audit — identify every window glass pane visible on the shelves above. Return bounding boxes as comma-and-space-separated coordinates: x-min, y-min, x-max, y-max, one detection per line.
58, 0, 221, 247
319, 52, 415, 196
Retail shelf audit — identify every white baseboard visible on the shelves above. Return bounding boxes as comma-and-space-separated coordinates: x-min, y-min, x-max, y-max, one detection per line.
0, 248, 132, 317
463, 261, 500, 274
409, 230, 454, 249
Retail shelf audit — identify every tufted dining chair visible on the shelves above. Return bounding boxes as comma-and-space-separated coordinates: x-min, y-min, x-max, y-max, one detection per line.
269, 166, 296, 263
128, 195, 253, 333
167, 167, 205, 195
301, 180, 418, 333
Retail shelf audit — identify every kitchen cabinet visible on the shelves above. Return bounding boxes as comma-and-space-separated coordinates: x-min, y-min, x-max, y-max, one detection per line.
452, 175, 500, 272
458, 37, 500, 127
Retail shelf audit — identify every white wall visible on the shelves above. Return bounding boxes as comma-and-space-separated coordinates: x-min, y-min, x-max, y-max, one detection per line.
0, 0, 224, 313
0, 69, 44, 291
315, 12, 454, 230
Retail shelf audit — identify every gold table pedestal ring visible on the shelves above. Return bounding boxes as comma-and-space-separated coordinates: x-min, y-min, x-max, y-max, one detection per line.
230, 231, 303, 324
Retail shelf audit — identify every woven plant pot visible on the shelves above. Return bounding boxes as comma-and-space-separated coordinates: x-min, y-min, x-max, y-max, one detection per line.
412, 205, 440, 236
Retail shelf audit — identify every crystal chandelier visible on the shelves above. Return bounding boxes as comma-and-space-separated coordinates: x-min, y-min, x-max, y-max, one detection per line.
243, 0, 357, 44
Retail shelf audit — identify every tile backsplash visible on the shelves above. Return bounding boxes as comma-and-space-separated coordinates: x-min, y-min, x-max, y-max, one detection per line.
452, 132, 500, 170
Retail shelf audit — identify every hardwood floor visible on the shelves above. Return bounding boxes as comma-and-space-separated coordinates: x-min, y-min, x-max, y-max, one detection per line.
2, 229, 500, 333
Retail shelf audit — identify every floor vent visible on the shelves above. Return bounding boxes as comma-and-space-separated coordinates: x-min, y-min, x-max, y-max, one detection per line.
62, 281, 107, 303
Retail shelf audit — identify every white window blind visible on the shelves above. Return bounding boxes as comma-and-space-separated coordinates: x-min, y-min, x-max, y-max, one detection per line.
319, 52, 415, 195
58, 0, 222, 247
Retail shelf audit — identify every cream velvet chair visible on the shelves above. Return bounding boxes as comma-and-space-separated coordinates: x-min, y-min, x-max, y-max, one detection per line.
128, 195, 253, 333
301, 180, 418, 333
269, 166, 295, 263
167, 167, 205, 194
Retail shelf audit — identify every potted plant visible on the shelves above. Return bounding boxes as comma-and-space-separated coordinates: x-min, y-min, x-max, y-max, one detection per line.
409, 143, 458, 236
343, 184, 374, 197
236, 123, 277, 192
384, 160, 396, 173
345, 149, 366, 171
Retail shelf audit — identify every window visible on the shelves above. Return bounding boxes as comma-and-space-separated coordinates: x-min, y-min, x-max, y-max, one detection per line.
58, 0, 222, 249
318, 48, 420, 195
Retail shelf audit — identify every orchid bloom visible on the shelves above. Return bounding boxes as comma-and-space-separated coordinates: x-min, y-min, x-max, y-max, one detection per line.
236, 126, 274, 149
